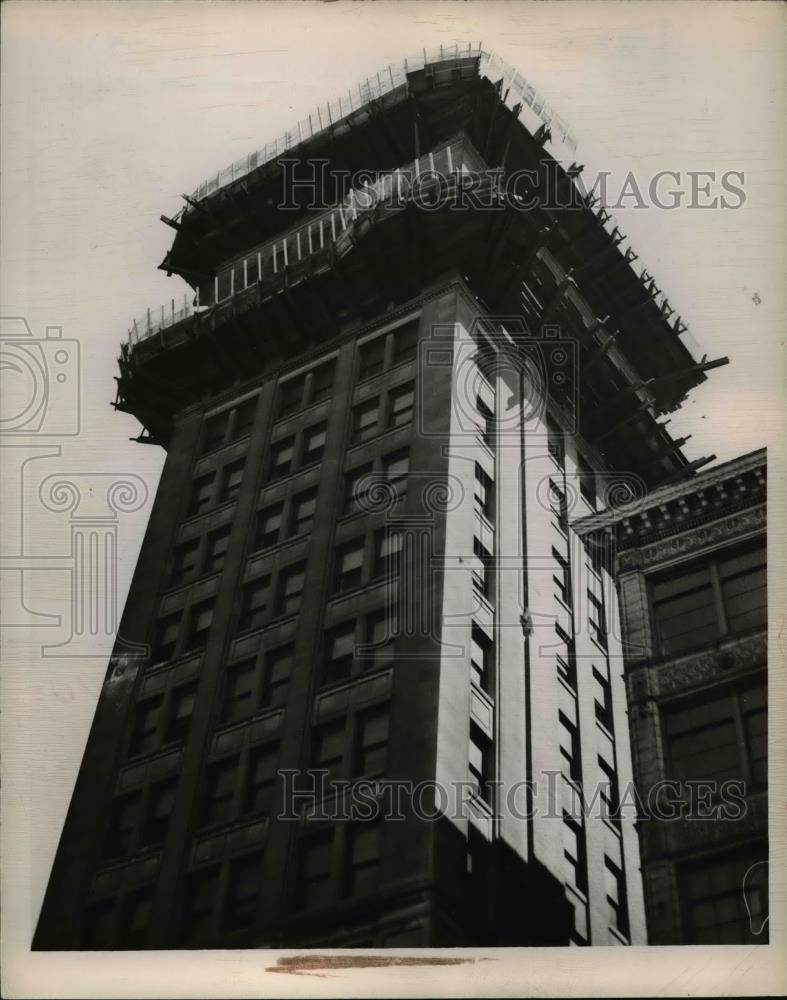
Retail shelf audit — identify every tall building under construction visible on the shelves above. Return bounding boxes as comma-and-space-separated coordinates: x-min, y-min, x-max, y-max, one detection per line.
34, 45, 730, 949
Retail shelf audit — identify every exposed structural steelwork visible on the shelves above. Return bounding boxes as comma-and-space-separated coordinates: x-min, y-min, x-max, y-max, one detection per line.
38, 46, 733, 951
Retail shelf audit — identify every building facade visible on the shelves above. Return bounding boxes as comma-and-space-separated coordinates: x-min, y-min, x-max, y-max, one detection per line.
35, 45, 727, 950
575, 449, 768, 944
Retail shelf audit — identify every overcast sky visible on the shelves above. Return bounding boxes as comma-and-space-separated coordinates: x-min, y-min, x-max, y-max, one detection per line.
2, 2, 785, 993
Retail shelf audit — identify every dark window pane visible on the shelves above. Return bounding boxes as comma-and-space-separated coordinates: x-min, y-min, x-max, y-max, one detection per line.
344, 463, 373, 515
205, 526, 231, 575
239, 577, 270, 632
235, 397, 258, 438
277, 376, 305, 419
312, 719, 345, 788
141, 779, 177, 847
344, 822, 381, 897
388, 383, 414, 428
223, 659, 256, 722
152, 612, 182, 663
334, 539, 364, 593
171, 538, 200, 586
323, 622, 356, 684
353, 400, 379, 443
270, 436, 295, 478
290, 489, 317, 537
276, 563, 305, 618
243, 746, 278, 816
105, 792, 141, 859
129, 695, 163, 757
359, 337, 386, 379
202, 756, 238, 827
185, 600, 213, 651
255, 503, 283, 550
303, 422, 327, 465
219, 460, 245, 503
261, 645, 291, 709
310, 361, 334, 404
188, 473, 215, 517
297, 832, 334, 909
392, 322, 419, 366
201, 411, 229, 454
166, 682, 197, 743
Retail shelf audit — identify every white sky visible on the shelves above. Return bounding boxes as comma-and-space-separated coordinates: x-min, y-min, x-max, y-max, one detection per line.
1, 2, 785, 996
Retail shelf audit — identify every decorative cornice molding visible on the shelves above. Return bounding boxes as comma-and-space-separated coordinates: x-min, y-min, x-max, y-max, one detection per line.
617, 506, 766, 571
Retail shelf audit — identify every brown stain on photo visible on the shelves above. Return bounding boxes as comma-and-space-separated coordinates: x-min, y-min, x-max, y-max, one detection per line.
267, 954, 484, 977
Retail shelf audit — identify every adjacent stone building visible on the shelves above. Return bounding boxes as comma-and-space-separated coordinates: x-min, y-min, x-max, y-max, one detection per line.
575, 448, 768, 944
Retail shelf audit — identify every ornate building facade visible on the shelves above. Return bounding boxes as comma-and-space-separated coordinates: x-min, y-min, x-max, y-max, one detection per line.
575, 448, 768, 944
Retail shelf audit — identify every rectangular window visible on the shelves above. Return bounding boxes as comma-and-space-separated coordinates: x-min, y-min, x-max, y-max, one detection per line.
205, 526, 231, 575
277, 375, 306, 420
474, 464, 493, 520
477, 397, 495, 450
310, 361, 335, 404
261, 645, 291, 709
384, 448, 409, 501
577, 455, 596, 509
374, 529, 402, 579
680, 850, 767, 944
224, 852, 264, 931
605, 857, 629, 938
270, 436, 295, 479
141, 778, 177, 847
563, 814, 588, 894
297, 831, 334, 909
665, 683, 766, 788
652, 565, 718, 655
353, 399, 379, 443
344, 463, 373, 515
276, 562, 305, 617
719, 545, 767, 634
188, 472, 215, 517
472, 537, 493, 602
392, 321, 419, 366
553, 547, 572, 607
312, 718, 345, 788
588, 591, 607, 649
323, 621, 356, 684
290, 488, 317, 537
303, 422, 327, 465
359, 337, 386, 379
105, 791, 141, 859
223, 659, 256, 722
255, 503, 283, 550
234, 397, 258, 439
592, 665, 613, 730
354, 706, 389, 779
238, 576, 271, 633
129, 695, 163, 757
201, 411, 229, 454
183, 866, 219, 943
547, 415, 564, 466
365, 606, 397, 667
470, 625, 492, 693
598, 756, 620, 819
243, 745, 278, 816
171, 538, 200, 586
548, 480, 568, 534
652, 542, 767, 658
151, 612, 182, 664
165, 682, 197, 744
388, 383, 414, 429
469, 723, 492, 804
559, 710, 581, 784
344, 822, 381, 897
334, 538, 365, 593
219, 460, 245, 504
202, 756, 238, 827
186, 600, 214, 651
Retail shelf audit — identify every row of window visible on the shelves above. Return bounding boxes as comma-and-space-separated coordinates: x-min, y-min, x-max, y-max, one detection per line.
196, 320, 419, 461
351, 382, 414, 444
651, 541, 766, 657
202, 742, 279, 829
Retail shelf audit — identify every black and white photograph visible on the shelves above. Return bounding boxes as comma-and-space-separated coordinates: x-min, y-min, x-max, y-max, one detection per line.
1, 2, 784, 996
